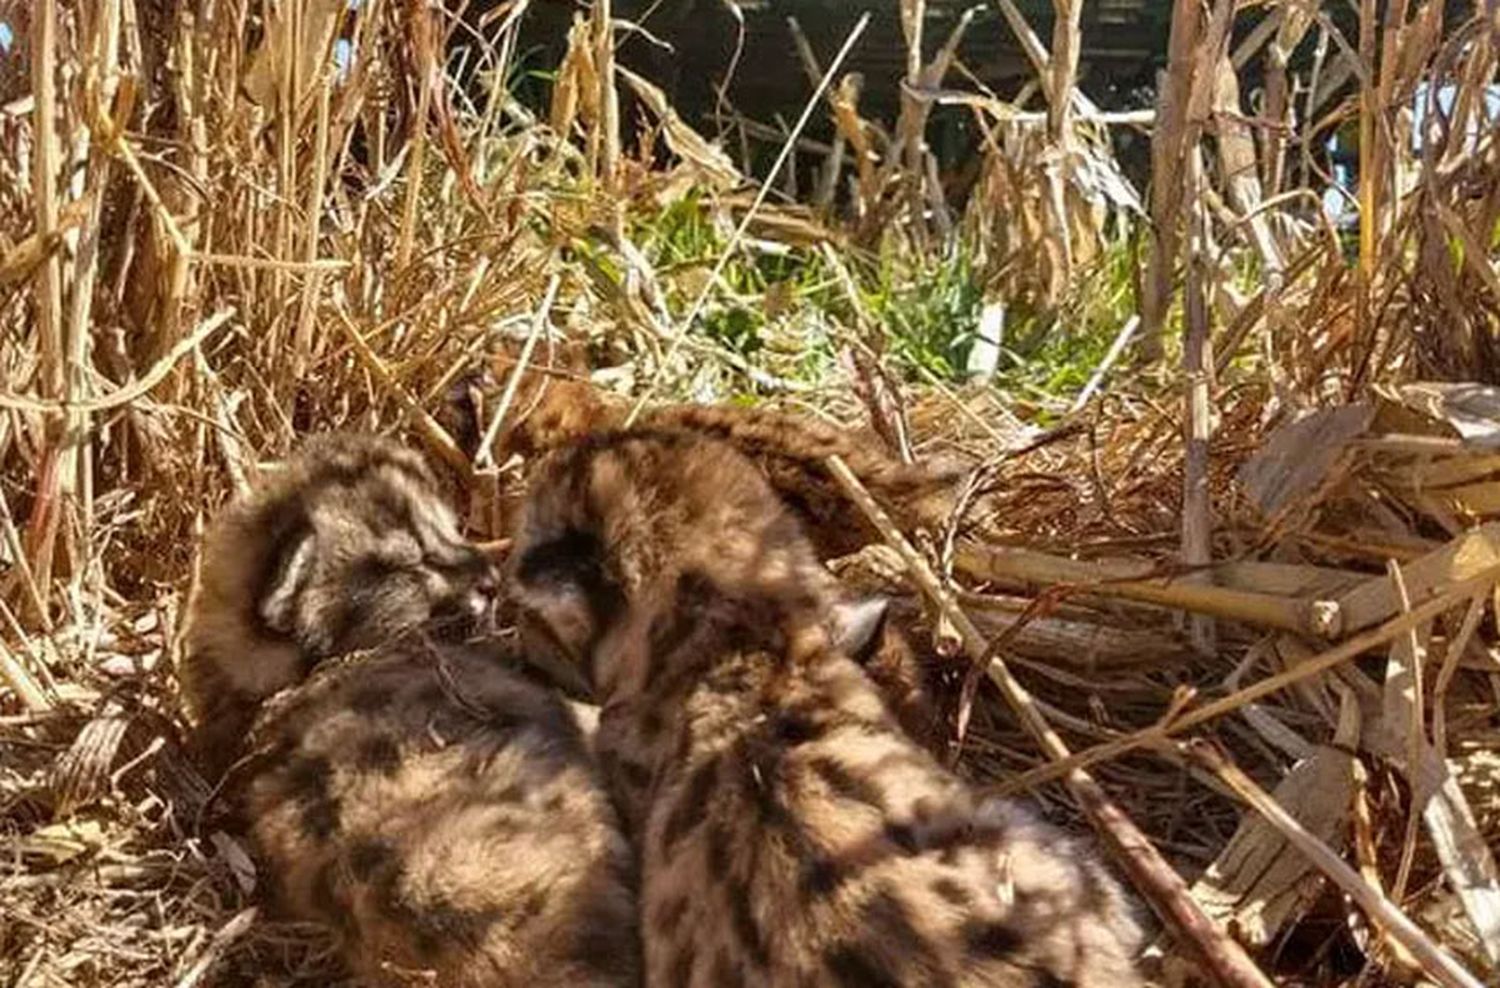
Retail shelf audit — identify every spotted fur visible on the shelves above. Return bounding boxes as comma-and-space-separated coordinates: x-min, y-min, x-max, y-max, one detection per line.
181, 432, 639, 987
180, 433, 500, 775
445, 352, 959, 557
243, 642, 638, 988
510, 429, 1143, 988
446, 358, 956, 747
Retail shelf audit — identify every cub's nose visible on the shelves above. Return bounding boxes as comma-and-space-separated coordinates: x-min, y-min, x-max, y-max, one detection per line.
466, 564, 502, 622
474, 566, 500, 602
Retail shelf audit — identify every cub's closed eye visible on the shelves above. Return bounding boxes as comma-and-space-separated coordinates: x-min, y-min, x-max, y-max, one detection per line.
358, 554, 413, 578
424, 551, 491, 577
517, 530, 606, 584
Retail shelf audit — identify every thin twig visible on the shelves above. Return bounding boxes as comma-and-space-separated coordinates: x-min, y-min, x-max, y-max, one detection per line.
0, 309, 236, 415
624, 12, 871, 425
1385, 558, 1424, 905
475, 272, 561, 468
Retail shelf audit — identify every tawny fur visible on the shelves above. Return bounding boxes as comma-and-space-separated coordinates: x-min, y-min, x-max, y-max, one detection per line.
180, 433, 499, 776
244, 643, 637, 988
510, 429, 1143, 988
446, 352, 958, 557
180, 433, 639, 987
446, 357, 957, 747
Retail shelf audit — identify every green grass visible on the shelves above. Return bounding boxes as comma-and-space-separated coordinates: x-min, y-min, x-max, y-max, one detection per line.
614, 196, 1145, 407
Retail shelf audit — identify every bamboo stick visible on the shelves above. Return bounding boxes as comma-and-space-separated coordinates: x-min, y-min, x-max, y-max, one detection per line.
1182, 148, 1215, 652
27, 0, 65, 612
954, 543, 1343, 638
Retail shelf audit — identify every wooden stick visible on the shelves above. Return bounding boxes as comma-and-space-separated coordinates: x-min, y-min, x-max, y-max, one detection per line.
1070, 315, 1140, 412
827, 455, 1276, 988
1184, 740, 1484, 988
954, 542, 1342, 638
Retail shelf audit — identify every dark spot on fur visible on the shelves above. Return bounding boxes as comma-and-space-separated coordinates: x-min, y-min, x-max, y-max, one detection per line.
742, 747, 793, 828
712, 948, 745, 988
771, 709, 826, 745
647, 597, 698, 662
668, 940, 696, 985
320, 601, 369, 661
861, 888, 923, 950
706, 820, 732, 876
825, 943, 901, 988
542, 791, 566, 813
348, 683, 387, 714
799, 856, 846, 899
487, 809, 527, 838
249, 509, 313, 640
932, 877, 971, 907
282, 755, 333, 802
280, 755, 340, 838
965, 921, 1024, 960
496, 782, 524, 803
515, 529, 625, 650
809, 756, 884, 811
729, 894, 770, 969
619, 757, 652, 794
347, 838, 396, 881
301, 796, 341, 839
310, 861, 343, 920
569, 898, 639, 978
886, 821, 919, 853
640, 708, 664, 742
407, 900, 503, 958
658, 756, 719, 853
354, 734, 401, 775
863, 886, 947, 982
652, 894, 689, 932
515, 881, 549, 925
516, 528, 601, 584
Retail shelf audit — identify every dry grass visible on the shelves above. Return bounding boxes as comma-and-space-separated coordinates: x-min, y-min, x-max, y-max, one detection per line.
1, 1, 1498, 985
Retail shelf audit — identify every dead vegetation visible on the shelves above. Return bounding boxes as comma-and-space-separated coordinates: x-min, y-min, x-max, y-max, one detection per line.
1, 0, 1498, 985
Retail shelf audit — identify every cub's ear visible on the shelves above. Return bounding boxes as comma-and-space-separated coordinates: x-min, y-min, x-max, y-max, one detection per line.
259, 527, 316, 636
830, 596, 890, 663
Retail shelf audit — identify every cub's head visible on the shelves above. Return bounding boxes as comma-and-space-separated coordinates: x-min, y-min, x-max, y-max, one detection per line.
180, 433, 500, 767
508, 429, 886, 699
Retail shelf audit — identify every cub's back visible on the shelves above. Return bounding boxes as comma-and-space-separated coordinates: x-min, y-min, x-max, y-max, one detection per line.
246, 643, 637, 988
644, 615, 1141, 987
